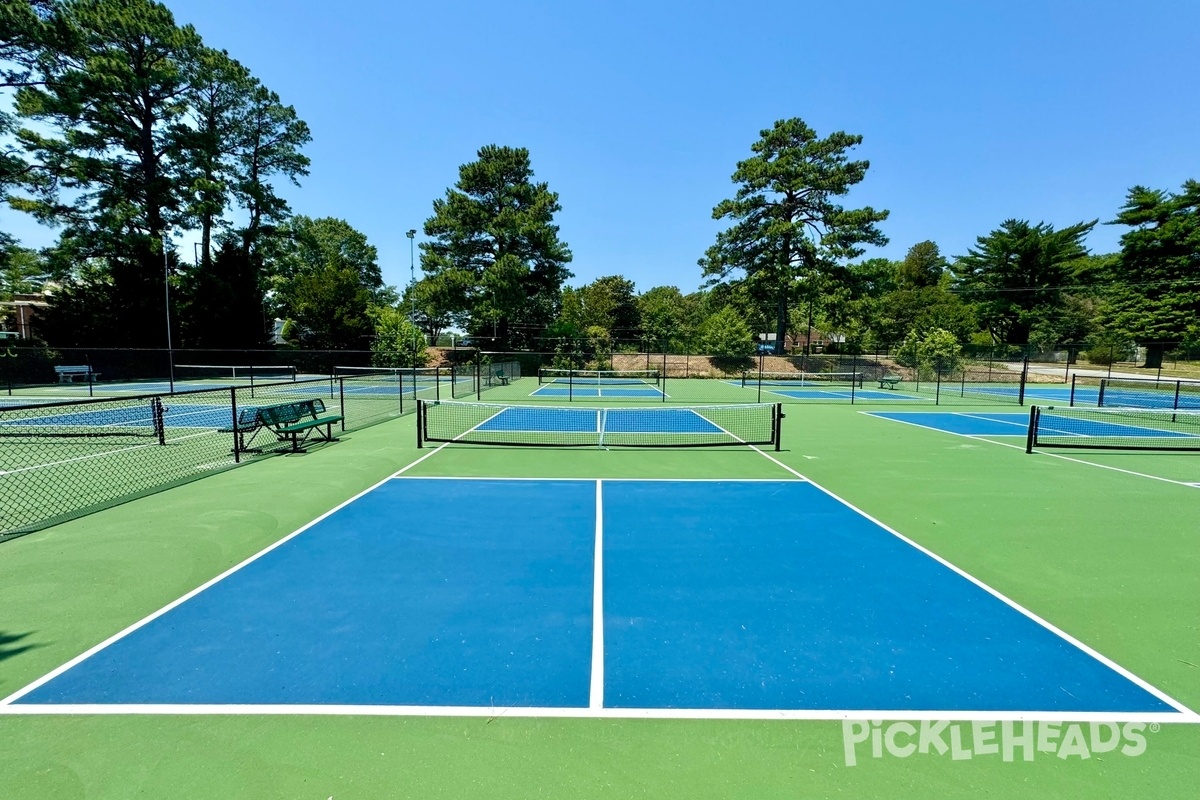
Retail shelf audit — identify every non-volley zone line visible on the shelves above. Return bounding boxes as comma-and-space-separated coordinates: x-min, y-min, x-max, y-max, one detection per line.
4, 477, 1193, 722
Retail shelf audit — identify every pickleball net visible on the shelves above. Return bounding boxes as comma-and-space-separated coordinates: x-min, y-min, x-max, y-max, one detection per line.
741, 371, 863, 388
537, 368, 661, 386
417, 400, 783, 449
1025, 405, 1200, 452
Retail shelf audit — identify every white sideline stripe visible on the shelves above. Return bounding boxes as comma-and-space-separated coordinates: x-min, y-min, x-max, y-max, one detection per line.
754, 437, 1198, 720
0, 705, 1194, 722
990, 436, 1200, 488
389, 477, 805, 483
686, 408, 808, 481
866, 411, 1200, 489
590, 480, 604, 710
0, 441, 445, 707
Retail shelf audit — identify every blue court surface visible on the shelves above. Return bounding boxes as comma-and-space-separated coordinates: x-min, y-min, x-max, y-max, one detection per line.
4, 402, 246, 431
724, 380, 927, 402
867, 411, 1032, 436
531, 384, 665, 399
867, 410, 1200, 441
11, 478, 1180, 716
473, 406, 722, 434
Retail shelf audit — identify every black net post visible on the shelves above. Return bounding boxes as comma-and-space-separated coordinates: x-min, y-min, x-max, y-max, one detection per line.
152, 397, 166, 445
87, 368, 95, 398
568, 368, 574, 402
774, 403, 784, 451
1025, 406, 1038, 453
1174, 381, 1183, 410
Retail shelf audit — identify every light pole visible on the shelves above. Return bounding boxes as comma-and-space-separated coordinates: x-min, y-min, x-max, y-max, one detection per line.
406, 229, 417, 362
163, 233, 175, 393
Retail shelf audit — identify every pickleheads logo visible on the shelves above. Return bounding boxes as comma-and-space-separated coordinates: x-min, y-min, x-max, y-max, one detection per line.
842, 720, 1155, 766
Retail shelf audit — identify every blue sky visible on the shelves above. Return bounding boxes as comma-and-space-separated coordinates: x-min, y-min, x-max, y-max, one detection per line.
3, 0, 1197, 294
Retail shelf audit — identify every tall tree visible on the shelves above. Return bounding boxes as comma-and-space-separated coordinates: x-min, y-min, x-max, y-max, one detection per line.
637, 285, 699, 352
181, 47, 253, 268
1101, 181, 1200, 368
576, 275, 639, 339
0, 0, 60, 199
701, 118, 889, 354
0, 233, 49, 299
11, 0, 202, 346
232, 84, 310, 257
422, 145, 573, 349
176, 236, 271, 348
267, 216, 387, 350
402, 271, 469, 345
897, 240, 948, 289
954, 219, 1095, 345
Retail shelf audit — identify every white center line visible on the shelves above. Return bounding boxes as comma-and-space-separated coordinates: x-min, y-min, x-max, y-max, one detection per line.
589, 479, 604, 710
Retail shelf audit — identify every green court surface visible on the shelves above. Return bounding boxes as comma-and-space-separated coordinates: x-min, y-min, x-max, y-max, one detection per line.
1, 397, 1198, 798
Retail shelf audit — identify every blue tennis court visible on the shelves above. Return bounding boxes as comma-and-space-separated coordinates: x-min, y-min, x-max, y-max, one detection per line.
531, 385, 665, 399
4, 402, 242, 431
11, 478, 1176, 714
868, 410, 1200, 441
474, 406, 721, 434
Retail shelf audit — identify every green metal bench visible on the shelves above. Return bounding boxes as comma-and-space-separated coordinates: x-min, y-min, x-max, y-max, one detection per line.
493, 368, 510, 386
877, 376, 902, 389
258, 398, 343, 452
219, 406, 265, 452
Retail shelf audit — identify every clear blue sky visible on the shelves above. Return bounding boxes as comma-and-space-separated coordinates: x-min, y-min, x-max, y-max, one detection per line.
4, 0, 1198, 294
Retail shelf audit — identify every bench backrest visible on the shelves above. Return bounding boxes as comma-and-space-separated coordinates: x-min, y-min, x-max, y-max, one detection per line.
54, 365, 91, 373
258, 398, 324, 428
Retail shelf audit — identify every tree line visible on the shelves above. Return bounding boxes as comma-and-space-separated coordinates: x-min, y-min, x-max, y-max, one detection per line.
3, 2, 1197, 370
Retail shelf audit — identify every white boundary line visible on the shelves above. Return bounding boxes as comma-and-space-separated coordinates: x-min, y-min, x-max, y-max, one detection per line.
0, 405, 501, 707
389, 477, 805, 483
589, 480, 604, 710
5, 437, 1194, 721
0, 465, 414, 706
0, 705, 1191, 722
746, 428, 1197, 722
862, 411, 1200, 488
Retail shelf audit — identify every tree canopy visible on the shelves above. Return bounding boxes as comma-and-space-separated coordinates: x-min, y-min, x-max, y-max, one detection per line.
701, 118, 889, 353
421, 145, 573, 350
954, 219, 1095, 345
1100, 181, 1200, 367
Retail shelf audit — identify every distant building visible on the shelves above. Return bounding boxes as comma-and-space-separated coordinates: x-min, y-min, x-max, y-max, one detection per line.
0, 294, 50, 340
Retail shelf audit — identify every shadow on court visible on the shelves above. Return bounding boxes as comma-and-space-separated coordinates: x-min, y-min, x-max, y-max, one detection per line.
0, 630, 43, 664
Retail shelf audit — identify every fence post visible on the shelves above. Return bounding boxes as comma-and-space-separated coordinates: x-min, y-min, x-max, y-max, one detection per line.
1018, 355, 1029, 406
339, 377, 346, 432
230, 386, 241, 463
